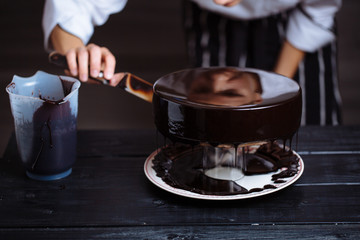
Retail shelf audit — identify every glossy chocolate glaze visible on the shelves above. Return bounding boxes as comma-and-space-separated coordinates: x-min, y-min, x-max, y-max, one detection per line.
153, 67, 302, 144
152, 141, 300, 195
151, 67, 302, 195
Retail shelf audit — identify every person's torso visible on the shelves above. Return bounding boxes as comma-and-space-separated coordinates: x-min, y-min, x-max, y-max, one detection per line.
191, 0, 300, 20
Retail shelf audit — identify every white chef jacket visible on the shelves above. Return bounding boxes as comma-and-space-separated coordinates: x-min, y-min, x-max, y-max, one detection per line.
42, 0, 341, 53
42, 0, 128, 51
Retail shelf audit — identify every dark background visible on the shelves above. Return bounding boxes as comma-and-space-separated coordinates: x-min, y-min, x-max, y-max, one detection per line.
1, 0, 359, 156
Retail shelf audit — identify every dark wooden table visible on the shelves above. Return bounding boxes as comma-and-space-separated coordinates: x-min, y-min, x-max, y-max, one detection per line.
1, 126, 359, 239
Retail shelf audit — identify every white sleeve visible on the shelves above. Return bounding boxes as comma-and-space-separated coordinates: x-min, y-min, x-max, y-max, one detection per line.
286, 0, 342, 52
42, 0, 127, 52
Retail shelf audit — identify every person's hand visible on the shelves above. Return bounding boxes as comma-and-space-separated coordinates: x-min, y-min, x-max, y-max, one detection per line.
213, 0, 243, 7
64, 43, 117, 86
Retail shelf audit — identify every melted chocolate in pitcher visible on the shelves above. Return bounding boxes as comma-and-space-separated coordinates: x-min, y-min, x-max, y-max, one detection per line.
23, 78, 77, 175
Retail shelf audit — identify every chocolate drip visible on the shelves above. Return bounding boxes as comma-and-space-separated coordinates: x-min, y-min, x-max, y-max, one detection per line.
60, 77, 75, 97
31, 119, 53, 170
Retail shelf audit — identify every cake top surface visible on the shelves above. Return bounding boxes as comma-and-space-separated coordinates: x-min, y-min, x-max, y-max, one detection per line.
154, 67, 300, 109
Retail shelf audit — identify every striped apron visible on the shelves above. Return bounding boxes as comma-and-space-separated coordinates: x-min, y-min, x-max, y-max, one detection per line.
182, 1, 342, 126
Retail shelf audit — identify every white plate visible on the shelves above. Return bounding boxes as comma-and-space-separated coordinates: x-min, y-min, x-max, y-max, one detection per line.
144, 148, 304, 200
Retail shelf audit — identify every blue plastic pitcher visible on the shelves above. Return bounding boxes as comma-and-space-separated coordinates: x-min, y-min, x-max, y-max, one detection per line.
6, 71, 81, 180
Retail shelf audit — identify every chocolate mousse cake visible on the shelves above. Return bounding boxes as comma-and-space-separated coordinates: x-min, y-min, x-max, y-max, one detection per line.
151, 67, 302, 196
153, 67, 302, 145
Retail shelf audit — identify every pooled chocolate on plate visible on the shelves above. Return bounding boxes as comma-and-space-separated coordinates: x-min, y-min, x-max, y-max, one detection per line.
152, 141, 300, 196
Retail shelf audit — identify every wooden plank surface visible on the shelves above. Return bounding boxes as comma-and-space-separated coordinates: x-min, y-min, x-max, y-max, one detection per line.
3, 126, 360, 160
1, 126, 360, 238
75, 126, 360, 154
0, 225, 359, 240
